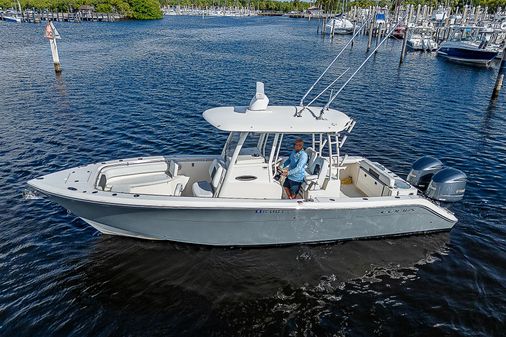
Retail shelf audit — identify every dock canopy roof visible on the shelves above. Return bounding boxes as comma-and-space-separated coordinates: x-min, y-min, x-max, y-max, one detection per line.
203, 105, 352, 133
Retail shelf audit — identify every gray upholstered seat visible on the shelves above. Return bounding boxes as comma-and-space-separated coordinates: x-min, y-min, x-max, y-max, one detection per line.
192, 159, 225, 198
304, 157, 329, 190
192, 180, 213, 198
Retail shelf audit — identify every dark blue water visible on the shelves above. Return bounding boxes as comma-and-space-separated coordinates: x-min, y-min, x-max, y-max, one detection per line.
1, 16, 505, 336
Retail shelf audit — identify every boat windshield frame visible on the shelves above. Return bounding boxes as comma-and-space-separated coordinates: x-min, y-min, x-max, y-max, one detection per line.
220, 124, 355, 184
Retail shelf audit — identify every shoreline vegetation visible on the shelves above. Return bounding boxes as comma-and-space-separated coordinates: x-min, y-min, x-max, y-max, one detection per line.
1, 1, 505, 20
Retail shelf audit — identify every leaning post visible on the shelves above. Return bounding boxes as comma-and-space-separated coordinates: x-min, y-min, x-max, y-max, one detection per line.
44, 21, 62, 73
491, 47, 506, 100
331, 14, 336, 40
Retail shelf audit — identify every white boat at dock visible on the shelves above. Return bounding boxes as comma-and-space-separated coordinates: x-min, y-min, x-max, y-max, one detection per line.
3, 15, 21, 23
326, 16, 354, 35
432, 6, 448, 22
2, 1, 22, 22
162, 6, 258, 17
406, 26, 438, 51
1, 10, 22, 23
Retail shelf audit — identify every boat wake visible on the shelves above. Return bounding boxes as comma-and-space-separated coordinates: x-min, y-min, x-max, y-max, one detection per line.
22, 189, 43, 200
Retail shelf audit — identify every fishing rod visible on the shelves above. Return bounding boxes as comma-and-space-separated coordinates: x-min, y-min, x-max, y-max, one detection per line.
299, 19, 369, 107
319, 19, 403, 119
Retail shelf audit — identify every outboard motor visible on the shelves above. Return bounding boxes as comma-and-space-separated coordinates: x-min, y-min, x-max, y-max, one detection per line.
407, 156, 444, 190
425, 167, 467, 202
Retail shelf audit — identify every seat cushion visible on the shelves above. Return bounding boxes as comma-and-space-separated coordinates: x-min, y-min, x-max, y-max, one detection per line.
192, 181, 213, 198
305, 174, 318, 182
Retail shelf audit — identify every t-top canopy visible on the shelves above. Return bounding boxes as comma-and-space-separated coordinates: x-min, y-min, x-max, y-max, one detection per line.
203, 82, 353, 133
203, 105, 353, 133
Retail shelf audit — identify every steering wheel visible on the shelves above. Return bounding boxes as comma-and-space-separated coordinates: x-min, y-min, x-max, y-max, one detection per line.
272, 157, 285, 176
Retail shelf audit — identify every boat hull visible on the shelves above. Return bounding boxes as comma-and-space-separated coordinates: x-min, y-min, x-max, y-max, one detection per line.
47, 194, 456, 246
330, 29, 353, 35
3, 16, 21, 23
437, 43, 498, 65
407, 39, 438, 51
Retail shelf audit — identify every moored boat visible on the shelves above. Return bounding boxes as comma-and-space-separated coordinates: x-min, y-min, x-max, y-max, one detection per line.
437, 41, 498, 65
326, 17, 354, 35
391, 24, 406, 39
2, 10, 21, 23
406, 26, 438, 51
437, 26, 499, 66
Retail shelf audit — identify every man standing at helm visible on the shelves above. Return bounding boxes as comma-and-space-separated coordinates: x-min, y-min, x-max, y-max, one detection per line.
281, 138, 308, 199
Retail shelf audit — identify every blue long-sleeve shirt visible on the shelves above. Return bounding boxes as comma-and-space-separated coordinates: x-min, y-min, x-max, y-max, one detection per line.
283, 150, 308, 182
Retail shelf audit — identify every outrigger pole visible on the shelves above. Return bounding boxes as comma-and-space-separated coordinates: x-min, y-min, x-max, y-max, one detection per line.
319, 19, 404, 119
304, 68, 350, 108
299, 20, 369, 107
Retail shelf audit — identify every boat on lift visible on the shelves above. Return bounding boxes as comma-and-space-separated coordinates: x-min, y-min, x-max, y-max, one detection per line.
27, 27, 467, 246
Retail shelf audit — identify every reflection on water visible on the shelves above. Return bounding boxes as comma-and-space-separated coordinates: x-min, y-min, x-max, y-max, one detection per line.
82, 233, 450, 305
53, 73, 67, 96
58, 233, 453, 335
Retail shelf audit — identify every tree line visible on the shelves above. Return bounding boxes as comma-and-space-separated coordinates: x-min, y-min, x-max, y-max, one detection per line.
1, 0, 311, 14
1, 0, 504, 19
0, 0, 164, 19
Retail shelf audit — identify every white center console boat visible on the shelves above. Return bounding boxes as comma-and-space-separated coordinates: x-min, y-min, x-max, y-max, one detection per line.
27, 82, 466, 246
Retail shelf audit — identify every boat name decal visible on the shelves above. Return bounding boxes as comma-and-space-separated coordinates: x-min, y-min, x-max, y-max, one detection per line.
255, 209, 289, 214
380, 208, 416, 214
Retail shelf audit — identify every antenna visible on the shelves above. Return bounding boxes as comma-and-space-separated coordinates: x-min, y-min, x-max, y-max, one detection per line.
249, 81, 269, 111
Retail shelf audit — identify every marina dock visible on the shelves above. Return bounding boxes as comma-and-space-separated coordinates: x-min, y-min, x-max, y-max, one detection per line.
0, 9, 125, 23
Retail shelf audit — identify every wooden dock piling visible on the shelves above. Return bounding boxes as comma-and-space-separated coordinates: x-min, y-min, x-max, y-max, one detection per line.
415, 4, 421, 24
367, 9, 375, 51
399, 5, 414, 64
492, 47, 506, 100
331, 16, 336, 40
375, 22, 382, 52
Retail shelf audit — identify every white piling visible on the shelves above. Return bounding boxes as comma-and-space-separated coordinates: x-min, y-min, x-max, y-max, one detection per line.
50, 38, 61, 73
44, 21, 62, 73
